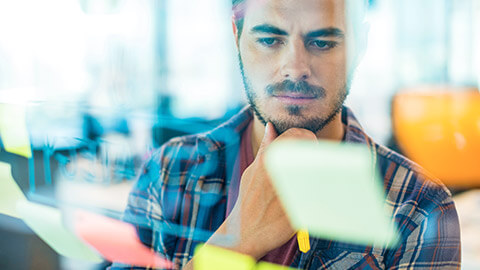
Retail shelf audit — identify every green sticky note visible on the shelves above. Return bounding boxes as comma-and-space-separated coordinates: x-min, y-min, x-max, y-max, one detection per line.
0, 104, 32, 158
256, 262, 296, 270
194, 244, 256, 270
16, 201, 102, 262
0, 162, 27, 218
265, 140, 399, 247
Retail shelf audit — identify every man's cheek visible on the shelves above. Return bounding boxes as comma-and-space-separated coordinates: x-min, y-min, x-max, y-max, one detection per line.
246, 64, 272, 87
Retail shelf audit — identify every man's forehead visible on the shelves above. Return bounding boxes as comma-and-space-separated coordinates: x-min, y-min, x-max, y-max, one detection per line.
243, 0, 344, 10
242, 0, 346, 30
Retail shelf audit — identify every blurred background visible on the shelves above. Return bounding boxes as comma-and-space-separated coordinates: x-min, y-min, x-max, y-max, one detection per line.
0, 0, 479, 269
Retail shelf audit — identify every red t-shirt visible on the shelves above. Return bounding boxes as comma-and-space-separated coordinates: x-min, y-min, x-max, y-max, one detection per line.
226, 122, 297, 266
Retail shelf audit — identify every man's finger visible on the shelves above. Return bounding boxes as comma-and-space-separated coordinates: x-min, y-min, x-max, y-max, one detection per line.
277, 128, 317, 141
257, 122, 278, 156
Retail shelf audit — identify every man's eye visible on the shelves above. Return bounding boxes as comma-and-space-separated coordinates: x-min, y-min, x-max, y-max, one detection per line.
308, 40, 337, 50
257, 37, 280, 47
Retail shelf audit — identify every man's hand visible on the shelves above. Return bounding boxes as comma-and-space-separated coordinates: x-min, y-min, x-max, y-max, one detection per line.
183, 123, 317, 270
182, 124, 317, 269
225, 123, 317, 259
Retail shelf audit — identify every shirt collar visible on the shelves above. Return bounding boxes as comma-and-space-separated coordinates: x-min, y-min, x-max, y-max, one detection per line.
341, 106, 371, 145
208, 105, 371, 148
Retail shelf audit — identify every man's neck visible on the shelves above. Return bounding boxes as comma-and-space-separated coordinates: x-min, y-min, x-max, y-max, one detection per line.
251, 112, 345, 157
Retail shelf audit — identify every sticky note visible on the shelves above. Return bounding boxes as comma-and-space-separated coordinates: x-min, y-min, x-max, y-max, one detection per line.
194, 245, 295, 270
194, 244, 256, 270
0, 104, 32, 158
256, 262, 296, 270
74, 210, 174, 268
16, 201, 102, 262
265, 140, 399, 247
297, 230, 310, 253
0, 162, 27, 218
393, 89, 480, 186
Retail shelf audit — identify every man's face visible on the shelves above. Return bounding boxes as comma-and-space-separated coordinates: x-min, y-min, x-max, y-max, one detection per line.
237, 0, 348, 134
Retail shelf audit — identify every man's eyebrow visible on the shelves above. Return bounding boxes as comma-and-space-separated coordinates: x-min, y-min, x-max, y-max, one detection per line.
305, 28, 345, 39
250, 24, 288, 36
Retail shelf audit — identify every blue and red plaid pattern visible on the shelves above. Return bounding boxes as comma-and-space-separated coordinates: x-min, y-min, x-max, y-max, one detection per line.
110, 106, 461, 269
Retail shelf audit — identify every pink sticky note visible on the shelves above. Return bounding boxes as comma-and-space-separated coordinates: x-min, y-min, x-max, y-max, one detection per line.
74, 210, 174, 269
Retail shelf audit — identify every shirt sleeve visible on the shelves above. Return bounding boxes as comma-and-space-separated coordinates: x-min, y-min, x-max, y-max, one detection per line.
385, 194, 461, 269
108, 146, 179, 270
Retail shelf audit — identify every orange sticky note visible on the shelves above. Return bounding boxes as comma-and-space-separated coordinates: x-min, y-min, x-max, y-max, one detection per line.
393, 88, 480, 187
297, 230, 310, 253
74, 210, 174, 269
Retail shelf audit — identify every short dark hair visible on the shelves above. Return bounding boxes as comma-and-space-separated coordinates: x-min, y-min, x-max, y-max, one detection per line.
232, 0, 246, 40
231, 0, 368, 43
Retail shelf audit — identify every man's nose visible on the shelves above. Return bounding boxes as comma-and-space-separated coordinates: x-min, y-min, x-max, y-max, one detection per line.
280, 41, 312, 81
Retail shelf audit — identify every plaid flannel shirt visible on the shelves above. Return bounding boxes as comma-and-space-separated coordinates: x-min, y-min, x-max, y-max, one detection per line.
110, 106, 461, 269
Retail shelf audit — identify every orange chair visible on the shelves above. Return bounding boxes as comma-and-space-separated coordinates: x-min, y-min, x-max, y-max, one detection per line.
392, 86, 480, 187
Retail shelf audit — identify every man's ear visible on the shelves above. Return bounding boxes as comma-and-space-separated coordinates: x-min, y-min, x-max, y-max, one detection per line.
232, 16, 240, 49
354, 22, 369, 67
348, 22, 370, 72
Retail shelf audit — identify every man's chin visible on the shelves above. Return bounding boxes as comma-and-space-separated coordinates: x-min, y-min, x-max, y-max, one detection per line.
262, 106, 342, 134
247, 92, 345, 134
267, 118, 323, 134
268, 109, 323, 125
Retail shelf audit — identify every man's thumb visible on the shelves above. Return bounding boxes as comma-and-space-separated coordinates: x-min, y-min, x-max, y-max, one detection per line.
257, 122, 278, 156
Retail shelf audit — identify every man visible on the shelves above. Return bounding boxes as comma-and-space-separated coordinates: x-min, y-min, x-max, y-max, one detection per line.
111, 0, 461, 269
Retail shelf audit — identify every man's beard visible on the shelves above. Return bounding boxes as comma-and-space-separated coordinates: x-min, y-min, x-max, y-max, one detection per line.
238, 54, 348, 134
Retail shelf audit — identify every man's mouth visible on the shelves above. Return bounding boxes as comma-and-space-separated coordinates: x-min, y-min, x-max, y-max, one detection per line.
272, 92, 319, 105
265, 80, 325, 105
273, 92, 318, 99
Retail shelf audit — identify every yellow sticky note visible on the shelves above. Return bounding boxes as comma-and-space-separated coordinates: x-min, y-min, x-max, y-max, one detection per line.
297, 230, 310, 253
194, 244, 295, 270
194, 244, 256, 270
265, 140, 399, 247
256, 262, 296, 270
0, 162, 27, 218
0, 103, 32, 158
16, 201, 102, 262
